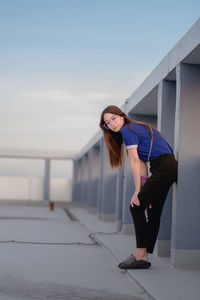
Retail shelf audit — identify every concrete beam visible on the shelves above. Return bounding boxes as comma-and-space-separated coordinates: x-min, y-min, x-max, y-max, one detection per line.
0, 148, 75, 160
125, 19, 200, 114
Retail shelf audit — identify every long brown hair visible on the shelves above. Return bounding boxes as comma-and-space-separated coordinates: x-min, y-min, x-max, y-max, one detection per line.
99, 105, 157, 168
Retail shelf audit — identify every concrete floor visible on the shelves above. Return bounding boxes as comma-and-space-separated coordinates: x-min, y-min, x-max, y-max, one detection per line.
0, 203, 150, 300
68, 203, 200, 300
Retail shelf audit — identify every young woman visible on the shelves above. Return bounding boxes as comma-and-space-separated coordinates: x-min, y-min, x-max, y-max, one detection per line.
99, 105, 177, 269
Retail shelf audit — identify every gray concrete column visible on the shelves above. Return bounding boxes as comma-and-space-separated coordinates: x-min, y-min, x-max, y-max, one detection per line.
77, 159, 82, 203
87, 148, 93, 209
88, 145, 100, 213
98, 138, 105, 217
115, 165, 124, 231
80, 155, 89, 206
72, 159, 78, 202
121, 106, 134, 234
157, 80, 176, 257
99, 138, 118, 222
87, 149, 92, 208
79, 158, 84, 205
171, 63, 200, 268
122, 147, 135, 234
44, 159, 50, 202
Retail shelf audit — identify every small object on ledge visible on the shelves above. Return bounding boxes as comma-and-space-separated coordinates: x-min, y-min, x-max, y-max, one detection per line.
49, 201, 54, 211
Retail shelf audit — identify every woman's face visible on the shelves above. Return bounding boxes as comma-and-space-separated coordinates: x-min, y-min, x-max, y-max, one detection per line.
103, 113, 125, 132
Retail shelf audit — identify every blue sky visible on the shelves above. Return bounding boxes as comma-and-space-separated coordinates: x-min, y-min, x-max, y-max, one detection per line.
0, 0, 200, 162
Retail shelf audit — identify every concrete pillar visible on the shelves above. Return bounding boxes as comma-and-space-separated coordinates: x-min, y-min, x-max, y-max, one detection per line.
171, 63, 200, 268
99, 138, 117, 222
44, 159, 50, 202
121, 108, 135, 234
88, 145, 100, 213
87, 148, 93, 209
157, 80, 176, 257
87, 149, 92, 208
80, 155, 88, 206
72, 159, 78, 202
98, 138, 105, 217
122, 147, 135, 234
115, 166, 124, 231
78, 158, 84, 205
77, 159, 82, 204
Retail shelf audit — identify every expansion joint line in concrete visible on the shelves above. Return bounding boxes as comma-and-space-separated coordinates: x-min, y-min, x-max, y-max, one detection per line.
0, 232, 121, 246
0, 239, 99, 246
89, 233, 156, 300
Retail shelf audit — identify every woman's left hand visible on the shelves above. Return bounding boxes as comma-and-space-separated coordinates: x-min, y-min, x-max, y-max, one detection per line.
130, 191, 140, 208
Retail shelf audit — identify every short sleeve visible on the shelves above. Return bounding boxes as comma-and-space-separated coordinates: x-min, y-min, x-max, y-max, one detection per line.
121, 125, 139, 149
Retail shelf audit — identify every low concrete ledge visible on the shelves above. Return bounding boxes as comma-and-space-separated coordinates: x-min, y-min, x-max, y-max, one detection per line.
157, 240, 171, 257
99, 213, 115, 222
171, 248, 200, 269
88, 207, 98, 214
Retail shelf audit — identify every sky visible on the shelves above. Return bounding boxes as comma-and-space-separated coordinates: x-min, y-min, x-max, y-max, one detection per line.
0, 0, 200, 176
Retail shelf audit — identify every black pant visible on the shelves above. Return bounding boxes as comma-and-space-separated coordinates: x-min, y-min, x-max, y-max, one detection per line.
129, 154, 178, 254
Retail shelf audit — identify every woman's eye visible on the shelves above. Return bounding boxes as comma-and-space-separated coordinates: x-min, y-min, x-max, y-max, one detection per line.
112, 117, 116, 121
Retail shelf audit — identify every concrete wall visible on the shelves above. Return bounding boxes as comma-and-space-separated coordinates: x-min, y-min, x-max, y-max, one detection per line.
0, 176, 72, 202
50, 178, 72, 202
0, 176, 43, 201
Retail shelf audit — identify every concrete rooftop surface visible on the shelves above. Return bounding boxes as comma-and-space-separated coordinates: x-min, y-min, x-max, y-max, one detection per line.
0, 201, 150, 300
0, 201, 199, 300
67, 203, 200, 300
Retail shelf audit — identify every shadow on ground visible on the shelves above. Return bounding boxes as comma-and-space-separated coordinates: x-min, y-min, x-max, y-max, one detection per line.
0, 277, 145, 300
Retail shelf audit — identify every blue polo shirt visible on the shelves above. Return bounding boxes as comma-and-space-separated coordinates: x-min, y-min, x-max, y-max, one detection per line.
121, 123, 173, 162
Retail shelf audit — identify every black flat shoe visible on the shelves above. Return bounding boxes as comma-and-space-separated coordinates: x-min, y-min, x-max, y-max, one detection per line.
119, 259, 151, 269
118, 254, 136, 268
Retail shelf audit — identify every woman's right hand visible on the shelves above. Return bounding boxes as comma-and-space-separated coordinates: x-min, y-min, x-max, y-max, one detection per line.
131, 192, 152, 209
130, 191, 140, 208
